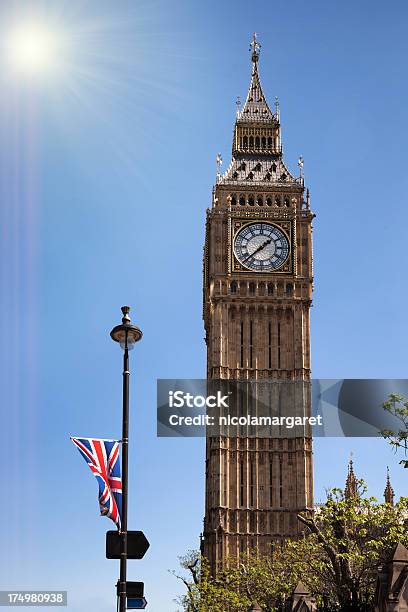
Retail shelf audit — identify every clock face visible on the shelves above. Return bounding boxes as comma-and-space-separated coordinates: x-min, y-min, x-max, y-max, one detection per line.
233, 222, 290, 272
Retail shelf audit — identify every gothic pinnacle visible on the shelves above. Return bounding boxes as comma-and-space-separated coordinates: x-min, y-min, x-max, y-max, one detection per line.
384, 467, 395, 505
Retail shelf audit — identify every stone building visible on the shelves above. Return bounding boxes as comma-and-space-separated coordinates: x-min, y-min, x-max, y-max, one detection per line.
202, 34, 314, 571
375, 543, 408, 612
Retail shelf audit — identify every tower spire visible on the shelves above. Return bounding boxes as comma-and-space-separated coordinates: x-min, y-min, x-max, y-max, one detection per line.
219, 36, 299, 185
238, 33, 274, 122
345, 456, 359, 499
384, 467, 395, 505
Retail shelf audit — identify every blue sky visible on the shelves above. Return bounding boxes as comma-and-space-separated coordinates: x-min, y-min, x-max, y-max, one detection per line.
0, 0, 407, 610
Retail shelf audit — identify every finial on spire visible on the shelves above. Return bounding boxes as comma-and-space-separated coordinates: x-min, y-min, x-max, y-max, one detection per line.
298, 156, 304, 180
275, 96, 280, 120
250, 32, 261, 64
216, 153, 223, 181
236, 96, 241, 116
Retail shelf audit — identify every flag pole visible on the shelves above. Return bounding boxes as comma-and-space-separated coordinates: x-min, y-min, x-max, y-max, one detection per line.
110, 307, 143, 612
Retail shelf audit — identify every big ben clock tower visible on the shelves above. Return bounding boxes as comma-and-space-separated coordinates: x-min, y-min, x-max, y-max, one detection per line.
202, 35, 314, 571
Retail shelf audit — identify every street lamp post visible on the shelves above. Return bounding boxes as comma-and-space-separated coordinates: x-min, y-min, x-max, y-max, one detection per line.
110, 306, 143, 612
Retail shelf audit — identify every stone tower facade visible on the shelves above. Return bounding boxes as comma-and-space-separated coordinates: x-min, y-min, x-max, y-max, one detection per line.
202, 35, 314, 571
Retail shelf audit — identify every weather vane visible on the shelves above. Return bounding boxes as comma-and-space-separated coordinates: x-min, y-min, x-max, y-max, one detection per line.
250, 32, 261, 62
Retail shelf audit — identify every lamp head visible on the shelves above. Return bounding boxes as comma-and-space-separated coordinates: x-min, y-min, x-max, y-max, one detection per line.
110, 306, 142, 350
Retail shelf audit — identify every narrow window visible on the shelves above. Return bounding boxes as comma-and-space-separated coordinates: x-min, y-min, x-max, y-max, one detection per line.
275, 196, 281, 207
240, 321, 244, 367
271, 162, 277, 172
248, 195, 254, 205
250, 462, 254, 507
267, 137, 272, 148
265, 173, 271, 181
269, 461, 273, 506
286, 283, 293, 296
261, 136, 266, 148
268, 321, 272, 369
248, 172, 254, 181
257, 196, 263, 206
239, 195, 245, 206
231, 195, 237, 206
284, 196, 290, 207
249, 136, 254, 148
243, 136, 248, 149
267, 282, 274, 295
249, 320, 253, 368
255, 136, 260, 148
277, 322, 281, 369
249, 282, 255, 295
266, 197, 272, 206
230, 281, 237, 294
240, 460, 244, 506
279, 455, 283, 507
232, 172, 238, 179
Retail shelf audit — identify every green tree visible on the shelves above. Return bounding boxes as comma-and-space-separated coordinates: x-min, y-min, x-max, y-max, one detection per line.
382, 393, 408, 468
174, 484, 408, 611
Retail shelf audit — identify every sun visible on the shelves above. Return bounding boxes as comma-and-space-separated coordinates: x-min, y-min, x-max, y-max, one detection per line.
5, 22, 62, 75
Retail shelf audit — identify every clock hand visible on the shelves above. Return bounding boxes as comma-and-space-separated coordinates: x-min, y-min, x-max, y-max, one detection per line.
243, 237, 272, 262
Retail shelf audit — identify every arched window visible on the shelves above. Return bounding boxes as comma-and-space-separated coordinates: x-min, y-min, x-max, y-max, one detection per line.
232, 172, 238, 179
284, 197, 290, 207
266, 197, 272, 206
261, 136, 266, 148
230, 281, 237, 294
239, 195, 245, 206
286, 283, 293, 296
240, 162, 246, 171
257, 196, 263, 206
267, 283, 274, 295
281, 173, 287, 181
248, 195, 255, 206
255, 136, 260, 148
231, 195, 237, 206
248, 172, 254, 181
275, 196, 281, 207
249, 136, 254, 148
249, 282, 256, 295
272, 163, 277, 172
265, 172, 271, 181
255, 163, 262, 172
267, 137, 272, 148
243, 136, 248, 149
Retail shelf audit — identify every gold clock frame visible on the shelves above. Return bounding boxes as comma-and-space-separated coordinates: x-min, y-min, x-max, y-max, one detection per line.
229, 217, 294, 275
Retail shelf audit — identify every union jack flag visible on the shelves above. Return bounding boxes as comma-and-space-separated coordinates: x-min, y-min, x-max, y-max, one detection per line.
71, 437, 122, 530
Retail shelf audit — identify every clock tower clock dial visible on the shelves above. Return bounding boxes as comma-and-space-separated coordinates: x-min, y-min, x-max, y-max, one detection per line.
202, 34, 314, 574
233, 222, 290, 271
